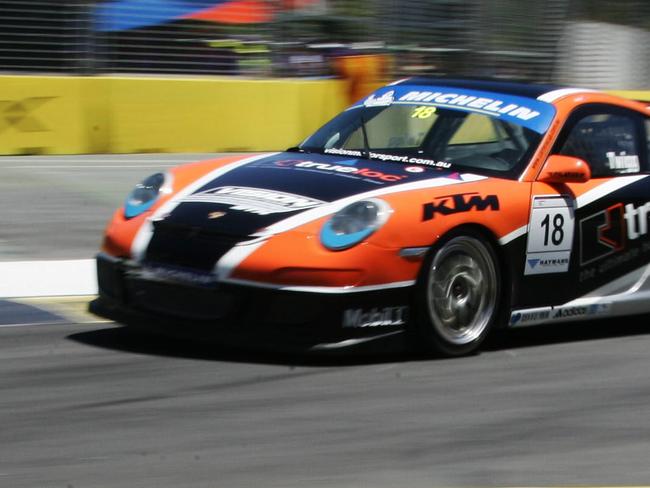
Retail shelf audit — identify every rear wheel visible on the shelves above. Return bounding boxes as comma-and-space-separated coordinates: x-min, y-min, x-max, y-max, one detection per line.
414, 231, 501, 357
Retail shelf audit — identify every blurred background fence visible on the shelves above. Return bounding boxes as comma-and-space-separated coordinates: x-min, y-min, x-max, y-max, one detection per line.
1, 0, 650, 88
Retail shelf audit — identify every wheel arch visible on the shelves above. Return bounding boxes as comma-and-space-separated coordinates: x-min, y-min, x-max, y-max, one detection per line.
414, 223, 513, 331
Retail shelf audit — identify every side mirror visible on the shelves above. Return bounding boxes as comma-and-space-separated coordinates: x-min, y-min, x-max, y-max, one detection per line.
538, 155, 591, 184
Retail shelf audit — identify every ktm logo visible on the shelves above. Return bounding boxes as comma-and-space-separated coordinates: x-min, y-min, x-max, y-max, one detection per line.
422, 193, 499, 221
0, 97, 56, 133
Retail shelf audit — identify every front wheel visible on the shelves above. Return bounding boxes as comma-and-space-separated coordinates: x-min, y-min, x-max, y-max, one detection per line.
414, 231, 501, 357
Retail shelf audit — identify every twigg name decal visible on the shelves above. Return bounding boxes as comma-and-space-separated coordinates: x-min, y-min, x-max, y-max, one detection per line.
182, 186, 324, 215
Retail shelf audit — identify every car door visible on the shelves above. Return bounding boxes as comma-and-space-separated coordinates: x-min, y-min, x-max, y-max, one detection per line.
516, 103, 650, 309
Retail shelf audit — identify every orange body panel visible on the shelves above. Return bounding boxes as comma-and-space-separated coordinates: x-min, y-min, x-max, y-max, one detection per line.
231, 178, 533, 287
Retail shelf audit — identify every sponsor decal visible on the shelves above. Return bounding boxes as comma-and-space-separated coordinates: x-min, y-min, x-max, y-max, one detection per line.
138, 266, 215, 286
320, 148, 361, 157
276, 159, 408, 182
208, 211, 226, 219
182, 186, 324, 215
525, 251, 571, 275
579, 203, 625, 266
548, 171, 585, 179
422, 193, 499, 221
398, 90, 541, 121
525, 196, 574, 275
551, 303, 611, 320
364, 90, 395, 107
322, 148, 452, 169
511, 303, 610, 326
509, 309, 551, 326
606, 151, 640, 173
342, 306, 407, 328
578, 198, 650, 282
624, 200, 650, 240
580, 247, 641, 282
353, 86, 555, 133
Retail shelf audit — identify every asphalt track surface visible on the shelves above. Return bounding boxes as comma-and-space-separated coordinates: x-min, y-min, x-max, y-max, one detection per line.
3, 154, 650, 487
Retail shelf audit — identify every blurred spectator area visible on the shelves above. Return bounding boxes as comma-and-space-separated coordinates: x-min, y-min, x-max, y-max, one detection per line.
1, 0, 650, 88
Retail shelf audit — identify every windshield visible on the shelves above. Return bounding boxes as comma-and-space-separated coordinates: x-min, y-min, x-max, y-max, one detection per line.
300, 85, 556, 178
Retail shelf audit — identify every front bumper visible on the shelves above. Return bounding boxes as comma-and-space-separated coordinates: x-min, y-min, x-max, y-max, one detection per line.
92, 253, 412, 352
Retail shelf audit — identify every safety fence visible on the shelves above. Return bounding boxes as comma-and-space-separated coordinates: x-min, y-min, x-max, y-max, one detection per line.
2, 1, 650, 88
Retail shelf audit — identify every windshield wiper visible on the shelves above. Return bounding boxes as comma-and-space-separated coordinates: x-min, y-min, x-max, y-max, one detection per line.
359, 115, 371, 159
286, 146, 307, 153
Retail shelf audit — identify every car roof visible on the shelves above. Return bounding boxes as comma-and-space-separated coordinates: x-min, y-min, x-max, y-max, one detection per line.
397, 77, 566, 100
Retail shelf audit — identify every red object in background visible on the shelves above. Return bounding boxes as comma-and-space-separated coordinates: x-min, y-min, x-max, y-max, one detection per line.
185, 0, 273, 24
282, 0, 319, 8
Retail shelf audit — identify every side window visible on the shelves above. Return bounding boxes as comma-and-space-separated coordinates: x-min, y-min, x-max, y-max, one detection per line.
558, 110, 642, 177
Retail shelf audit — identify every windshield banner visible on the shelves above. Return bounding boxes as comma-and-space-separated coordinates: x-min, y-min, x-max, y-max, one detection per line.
357, 85, 556, 134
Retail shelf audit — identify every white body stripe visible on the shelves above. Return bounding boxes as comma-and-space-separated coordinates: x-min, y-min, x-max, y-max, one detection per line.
256, 174, 484, 237
576, 175, 648, 208
130, 153, 278, 261
536, 88, 597, 103
213, 239, 267, 280
218, 278, 416, 294
215, 174, 484, 280
499, 224, 528, 246
499, 176, 648, 247
510, 264, 650, 327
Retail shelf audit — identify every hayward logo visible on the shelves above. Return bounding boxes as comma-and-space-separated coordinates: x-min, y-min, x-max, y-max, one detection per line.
524, 253, 570, 275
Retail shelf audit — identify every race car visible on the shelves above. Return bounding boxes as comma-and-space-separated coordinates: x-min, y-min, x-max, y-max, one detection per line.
92, 77, 650, 356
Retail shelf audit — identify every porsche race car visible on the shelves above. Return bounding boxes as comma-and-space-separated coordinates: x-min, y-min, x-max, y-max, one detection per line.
93, 77, 650, 356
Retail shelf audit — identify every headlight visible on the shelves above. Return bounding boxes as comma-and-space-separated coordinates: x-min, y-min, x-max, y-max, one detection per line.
124, 172, 172, 219
320, 198, 392, 250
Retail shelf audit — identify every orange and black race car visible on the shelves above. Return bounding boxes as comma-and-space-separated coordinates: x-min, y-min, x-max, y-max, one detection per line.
92, 77, 650, 356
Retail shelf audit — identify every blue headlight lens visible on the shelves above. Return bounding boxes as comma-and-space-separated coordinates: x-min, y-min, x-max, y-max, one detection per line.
320, 199, 391, 250
124, 172, 168, 219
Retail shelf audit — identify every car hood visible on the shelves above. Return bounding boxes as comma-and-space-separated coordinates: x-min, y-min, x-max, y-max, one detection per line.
160, 151, 471, 237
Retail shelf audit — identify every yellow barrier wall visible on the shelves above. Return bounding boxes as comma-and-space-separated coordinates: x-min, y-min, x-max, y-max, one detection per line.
0, 76, 110, 155
609, 90, 650, 102
2, 76, 646, 156
0, 76, 347, 155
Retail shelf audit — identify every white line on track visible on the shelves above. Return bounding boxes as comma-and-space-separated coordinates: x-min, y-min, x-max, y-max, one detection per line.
0, 321, 66, 328
0, 259, 97, 298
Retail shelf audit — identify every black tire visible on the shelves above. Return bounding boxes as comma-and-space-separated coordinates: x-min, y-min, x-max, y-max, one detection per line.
412, 229, 502, 357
